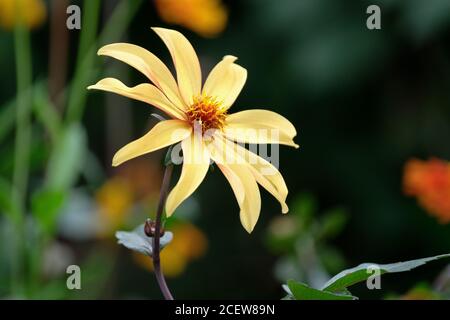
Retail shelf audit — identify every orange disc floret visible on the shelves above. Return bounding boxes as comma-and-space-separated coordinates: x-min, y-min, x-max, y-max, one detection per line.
403, 158, 450, 223
186, 95, 227, 133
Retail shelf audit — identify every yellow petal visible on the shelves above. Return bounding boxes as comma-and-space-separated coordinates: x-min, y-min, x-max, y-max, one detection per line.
210, 163, 260, 234
208, 137, 244, 204
97, 43, 185, 109
211, 133, 288, 214
224, 164, 261, 233
215, 163, 245, 205
152, 27, 201, 106
223, 124, 299, 148
227, 109, 297, 137
224, 109, 299, 148
165, 133, 210, 217
235, 166, 261, 234
112, 120, 191, 167
202, 55, 247, 109
233, 141, 289, 213
209, 136, 261, 233
88, 78, 186, 120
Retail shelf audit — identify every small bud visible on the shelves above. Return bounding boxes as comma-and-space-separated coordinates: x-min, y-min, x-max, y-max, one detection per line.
144, 219, 154, 237
144, 219, 165, 237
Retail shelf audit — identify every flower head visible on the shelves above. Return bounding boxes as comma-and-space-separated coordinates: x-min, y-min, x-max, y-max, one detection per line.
186, 94, 227, 132
0, 0, 46, 30
89, 27, 298, 233
154, 0, 228, 38
403, 158, 450, 223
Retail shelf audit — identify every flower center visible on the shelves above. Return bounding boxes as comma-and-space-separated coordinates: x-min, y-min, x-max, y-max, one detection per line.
186, 95, 227, 133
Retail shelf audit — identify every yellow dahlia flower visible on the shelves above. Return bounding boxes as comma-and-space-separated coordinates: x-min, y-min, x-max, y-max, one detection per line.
88, 27, 298, 233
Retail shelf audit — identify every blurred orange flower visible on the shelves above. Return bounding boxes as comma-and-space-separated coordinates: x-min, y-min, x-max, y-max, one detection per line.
0, 0, 46, 30
96, 159, 163, 236
403, 158, 450, 223
169, 223, 208, 260
134, 222, 208, 277
96, 177, 134, 235
154, 0, 228, 37
117, 158, 162, 200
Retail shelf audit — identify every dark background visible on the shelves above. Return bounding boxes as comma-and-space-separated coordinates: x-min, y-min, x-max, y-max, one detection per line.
0, 0, 450, 299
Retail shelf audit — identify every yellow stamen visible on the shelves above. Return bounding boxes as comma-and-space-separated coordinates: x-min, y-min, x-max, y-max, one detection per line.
186, 95, 227, 132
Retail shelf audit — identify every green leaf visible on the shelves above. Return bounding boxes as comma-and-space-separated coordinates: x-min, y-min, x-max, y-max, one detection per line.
0, 177, 22, 225
31, 189, 66, 234
0, 100, 15, 144
287, 280, 356, 300
322, 253, 450, 292
33, 82, 62, 144
45, 123, 86, 191
36, 124, 85, 234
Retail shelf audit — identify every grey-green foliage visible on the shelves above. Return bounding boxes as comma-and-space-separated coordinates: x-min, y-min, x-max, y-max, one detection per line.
286, 254, 450, 300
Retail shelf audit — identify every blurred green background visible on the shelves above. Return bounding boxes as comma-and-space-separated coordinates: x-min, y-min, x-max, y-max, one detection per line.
0, 0, 450, 299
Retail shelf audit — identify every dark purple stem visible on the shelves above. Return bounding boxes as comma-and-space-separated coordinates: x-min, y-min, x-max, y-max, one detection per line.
152, 164, 174, 300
